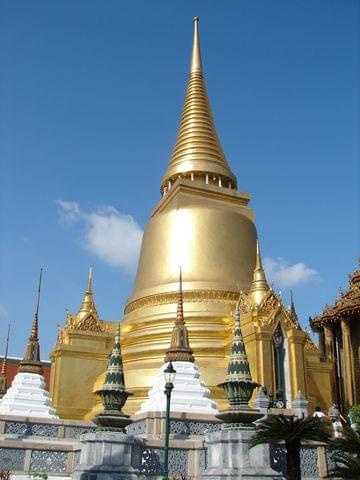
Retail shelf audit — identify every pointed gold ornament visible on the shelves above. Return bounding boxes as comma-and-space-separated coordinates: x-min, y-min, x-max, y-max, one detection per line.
161, 17, 237, 193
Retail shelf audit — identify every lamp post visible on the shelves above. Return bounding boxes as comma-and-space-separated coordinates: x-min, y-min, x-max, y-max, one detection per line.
163, 361, 176, 480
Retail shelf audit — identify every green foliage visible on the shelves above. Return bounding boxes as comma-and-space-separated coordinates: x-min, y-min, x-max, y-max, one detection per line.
249, 415, 331, 480
328, 426, 360, 479
329, 425, 360, 456
29, 472, 48, 480
249, 414, 332, 448
348, 404, 360, 425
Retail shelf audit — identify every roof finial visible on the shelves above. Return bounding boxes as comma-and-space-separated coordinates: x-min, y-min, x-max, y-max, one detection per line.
176, 266, 185, 325
19, 269, 43, 375
78, 268, 98, 318
0, 324, 10, 376
255, 238, 263, 271
290, 289, 299, 322
190, 17, 202, 74
165, 268, 194, 363
87, 267, 93, 293
160, 17, 237, 193
31, 267, 42, 340
248, 239, 270, 306
0, 324, 10, 396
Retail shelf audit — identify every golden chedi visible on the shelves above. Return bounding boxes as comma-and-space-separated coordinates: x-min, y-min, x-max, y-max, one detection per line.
50, 18, 334, 419
121, 18, 258, 413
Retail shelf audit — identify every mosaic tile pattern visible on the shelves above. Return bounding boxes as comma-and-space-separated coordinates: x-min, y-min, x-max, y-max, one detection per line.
140, 448, 187, 477
0, 448, 25, 470
64, 426, 96, 439
300, 447, 318, 477
30, 450, 68, 473
168, 449, 187, 477
141, 448, 163, 476
4, 421, 58, 437
170, 420, 220, 435
127, 420, 146, 435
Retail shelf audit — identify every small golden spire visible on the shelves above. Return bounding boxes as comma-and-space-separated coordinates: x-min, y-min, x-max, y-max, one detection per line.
0, 324, 10, 396
160, 17, 237, 193
19, 269, 43, 375
165, 268, 195, 363
78, 267, 98, 320
190, 17, 202, 74
248, 239, 270, 305
290, 290, 299, 322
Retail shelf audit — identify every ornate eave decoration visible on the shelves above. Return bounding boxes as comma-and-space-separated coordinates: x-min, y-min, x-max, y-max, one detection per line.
57, 269, 106, 339
304, 331, 320, 351
245, 289, 299, 329
312, 265, 360, 329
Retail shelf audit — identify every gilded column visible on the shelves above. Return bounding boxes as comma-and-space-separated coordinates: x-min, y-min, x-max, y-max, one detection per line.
323, 325, 334, 362
341, 318, 354, 407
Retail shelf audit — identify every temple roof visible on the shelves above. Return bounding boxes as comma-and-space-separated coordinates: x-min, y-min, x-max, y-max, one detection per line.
311, 264, 360, 328
65, 268, 106, 333
160, 17, 237, 193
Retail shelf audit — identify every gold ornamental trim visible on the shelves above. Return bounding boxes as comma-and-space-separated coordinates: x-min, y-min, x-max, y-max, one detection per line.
125, 290, 241, 315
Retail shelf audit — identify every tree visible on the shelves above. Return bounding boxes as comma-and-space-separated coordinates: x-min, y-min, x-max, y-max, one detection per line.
249, 415, 331, 480
328, 426, 360, 479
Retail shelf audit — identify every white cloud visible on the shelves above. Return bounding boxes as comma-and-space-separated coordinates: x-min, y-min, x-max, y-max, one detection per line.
263, 257, 319, 288
57, 200, 143, 274
0, 305, 7, 318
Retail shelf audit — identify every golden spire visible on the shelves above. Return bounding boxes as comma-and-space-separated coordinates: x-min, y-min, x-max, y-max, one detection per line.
19, 269, 43, 375
0, 324, 10, 396
290, 290, 299, 322
160, 17, 237, 193
248, 239, 270, 305
165, 268, 195, 363
77, 267, 98, 321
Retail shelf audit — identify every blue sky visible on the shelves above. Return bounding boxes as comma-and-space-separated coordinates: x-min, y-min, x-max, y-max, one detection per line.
0, 1, 359, 358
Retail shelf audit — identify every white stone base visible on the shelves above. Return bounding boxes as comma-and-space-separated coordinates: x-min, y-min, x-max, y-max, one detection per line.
202, 428, 283, 479
137, 361, 218, 415
72, 431, 140, 480
0, 372, 58, 418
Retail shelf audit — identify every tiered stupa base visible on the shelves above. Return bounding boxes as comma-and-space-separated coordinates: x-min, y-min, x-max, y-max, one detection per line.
137, 361, 218, 414
0, 372, 58, 418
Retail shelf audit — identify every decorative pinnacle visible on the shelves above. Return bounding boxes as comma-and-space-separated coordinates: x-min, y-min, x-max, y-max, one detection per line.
102, 323, 126, 391
175, 267, 185, 325
160, 17, 237, 193
190, 16, 202, 74
165, 268, 194, 363
226, 304, 252, 382
87, 267, 93, 293
254, 239, 263, 271
290, 290, 299, 321
31, 267, 42, 340
0, 324, 10, 376
248, 239, 270, 306
78, 267, 98, 318
19, 269, 43, 375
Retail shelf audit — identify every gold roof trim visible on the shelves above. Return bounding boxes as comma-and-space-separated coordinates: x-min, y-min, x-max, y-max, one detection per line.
160, 17, 237, 193
312, 265, 360, 327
